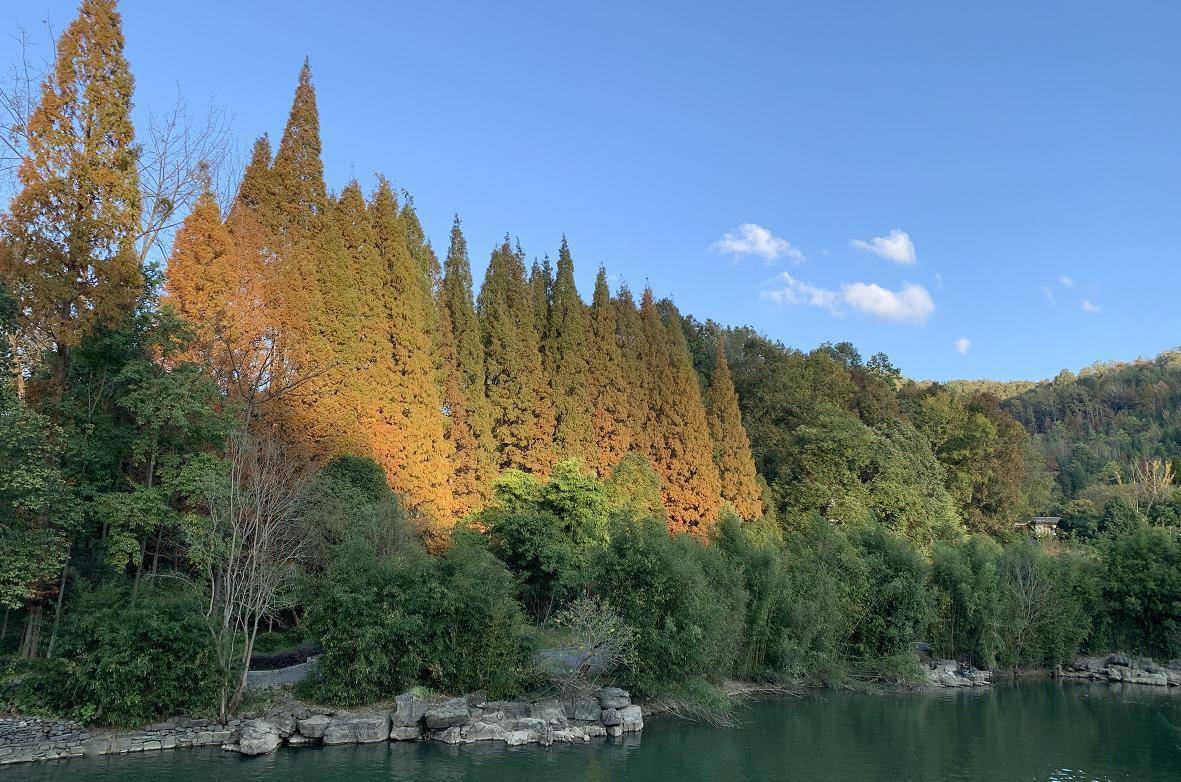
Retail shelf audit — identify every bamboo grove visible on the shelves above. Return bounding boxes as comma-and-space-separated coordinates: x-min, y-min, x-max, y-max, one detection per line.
163, 62, 763, 537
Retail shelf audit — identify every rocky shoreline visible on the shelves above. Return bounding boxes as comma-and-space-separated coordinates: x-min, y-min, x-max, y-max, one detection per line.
1056, 655, 1181, 687
0, 687, 643, 765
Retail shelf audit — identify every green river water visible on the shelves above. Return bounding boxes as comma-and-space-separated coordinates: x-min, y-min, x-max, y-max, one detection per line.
10, 681, 1181, 781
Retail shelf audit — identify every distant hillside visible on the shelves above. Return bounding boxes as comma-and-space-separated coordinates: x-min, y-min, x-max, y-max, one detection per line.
1001, 350, 1181, 501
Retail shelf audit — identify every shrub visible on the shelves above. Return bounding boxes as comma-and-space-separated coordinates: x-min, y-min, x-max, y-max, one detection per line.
1095, 525, 1181, 658
30, 580, 218, 725
994, 541, 1096, 669
303, 533, 531, 704
593, 517, 744, 697
928, 535, 1003, 668
849, 522, 930, 661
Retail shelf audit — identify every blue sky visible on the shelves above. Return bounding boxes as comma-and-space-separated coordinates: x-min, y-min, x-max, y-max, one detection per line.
7, 1, 1180, 380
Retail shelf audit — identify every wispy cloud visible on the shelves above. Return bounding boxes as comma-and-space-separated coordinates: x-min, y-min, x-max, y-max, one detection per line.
1059, 275, 1075, 288
759, 272, 840, 313
1081, 299, 1101, 313
762, 273, 934, 325
1041, 286, 1056, 305
711, 223, 804, 263
933, 272, 944, 289
955, 337, 971, 355
850, 229, 917, 265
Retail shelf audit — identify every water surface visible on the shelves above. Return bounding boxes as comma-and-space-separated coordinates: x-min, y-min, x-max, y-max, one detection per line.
12, 681, 1181, 781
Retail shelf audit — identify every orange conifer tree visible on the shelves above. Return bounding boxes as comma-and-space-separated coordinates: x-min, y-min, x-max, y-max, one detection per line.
707, 341, 764, 520
639, 290, 722, 533
586, 267, 632, 476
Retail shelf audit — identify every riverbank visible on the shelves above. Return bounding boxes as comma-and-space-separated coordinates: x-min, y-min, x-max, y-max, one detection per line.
0, 686, 644, 765
5, 651, 1180, 766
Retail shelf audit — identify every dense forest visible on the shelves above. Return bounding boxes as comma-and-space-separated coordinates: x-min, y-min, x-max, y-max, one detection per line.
1, 0, 1179, 728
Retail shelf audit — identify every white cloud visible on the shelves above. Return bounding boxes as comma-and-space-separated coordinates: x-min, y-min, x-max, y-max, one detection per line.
759, 272, 840, 313
934, 272, 944, 289
955, 337, 971, 355
850, 229, 917, 265
711, 223, 804, 263
1059, 275, 1075, 288
842, 281, 935, 324
1041, 286, 1056, 304
762, 273, 934, 325
1081, 299, 1100, 313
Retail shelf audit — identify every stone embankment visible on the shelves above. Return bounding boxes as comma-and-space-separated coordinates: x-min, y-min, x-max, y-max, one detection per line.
922, 659, 992, 688
0, 687, 643, 764
1057, 655, 1181, 687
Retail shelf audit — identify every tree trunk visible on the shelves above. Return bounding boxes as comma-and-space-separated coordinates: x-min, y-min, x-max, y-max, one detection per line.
19, 605, 42, 659
151, 526, 164, 575
1, 607, 9, 646
46, 564, 69, 658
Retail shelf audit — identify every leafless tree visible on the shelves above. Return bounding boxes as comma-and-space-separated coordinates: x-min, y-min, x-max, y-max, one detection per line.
537, 597, 635, 703
135, 91, 237, 266
193, 430, 314, 716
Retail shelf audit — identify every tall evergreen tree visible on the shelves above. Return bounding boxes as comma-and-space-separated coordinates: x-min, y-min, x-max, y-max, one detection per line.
587, 267, 631, 476
640, 290, 722, 533
479, 238, 554, 474
529, 256, 553, 339
441, 216, 496, 508
438, 295, 482, 519
1, 0, 141, 400
614, 284, 649, 457
163, 189, 236, 374
542, 237, 596, 465
707, 341, 764, 520
369, 179, 452, 524
269, 58, 327, 239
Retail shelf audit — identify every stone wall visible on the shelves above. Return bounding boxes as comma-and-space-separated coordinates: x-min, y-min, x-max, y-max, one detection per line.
0, 716, 240, 765
0, 686, 644, 765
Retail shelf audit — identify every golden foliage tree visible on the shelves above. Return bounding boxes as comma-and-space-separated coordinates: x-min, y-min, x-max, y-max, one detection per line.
707, 341, 764, 520
639, 290, 721, 534
1, 0, 141, 399
369, 179, 452, 524
479, 238, 554, 475
543, 237, 596, 465
163, 189, 235, 372
586, 267, 632, 476
441, 216, 496, 513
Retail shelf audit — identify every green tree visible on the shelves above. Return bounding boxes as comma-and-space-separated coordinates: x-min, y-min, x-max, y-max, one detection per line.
542, 237, 596, 464
479, 238, 555, 474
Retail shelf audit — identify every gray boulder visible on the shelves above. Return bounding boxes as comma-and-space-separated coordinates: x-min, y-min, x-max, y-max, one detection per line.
619, 705, 644, 733
424, 703, 471, 731
564, 696, 601, 722
529, 699, 567, 723
323, 713, 390, 745
600, 708, 622, 727
392, 692, 434, 728
235, 719, 280, 756
597, 687, 631, 709
297, 714, 330, 739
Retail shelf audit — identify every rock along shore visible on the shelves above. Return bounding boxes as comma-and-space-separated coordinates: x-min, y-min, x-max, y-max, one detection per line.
0, 687, 643, 765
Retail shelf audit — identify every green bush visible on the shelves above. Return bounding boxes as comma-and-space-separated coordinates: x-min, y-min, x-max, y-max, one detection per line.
29, 581, 218, 725
928, 535, 1003, 667
1095, 525, 1181, 658
994, 542, 1095, 669
303, 532, 531, 704
593, 517, 744, 697
300, 455, 418, 572
849, 523, 929, 661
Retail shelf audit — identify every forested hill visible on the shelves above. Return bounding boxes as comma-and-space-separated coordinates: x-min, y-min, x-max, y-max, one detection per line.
1000, 350, 1181, 516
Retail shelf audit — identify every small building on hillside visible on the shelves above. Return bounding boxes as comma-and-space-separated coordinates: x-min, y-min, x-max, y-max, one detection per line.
1014, 516, 1060, 538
